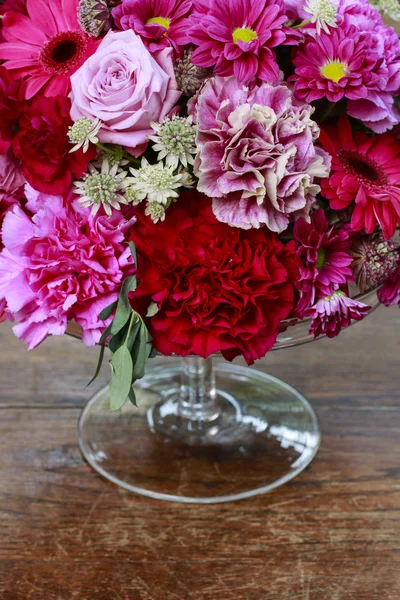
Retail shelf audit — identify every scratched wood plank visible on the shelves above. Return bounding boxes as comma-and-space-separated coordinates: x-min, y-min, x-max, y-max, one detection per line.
1, 306, 400, 409
0, 307, 399, 599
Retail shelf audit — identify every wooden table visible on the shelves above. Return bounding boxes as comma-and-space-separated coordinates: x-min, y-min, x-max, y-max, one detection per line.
0, 306, 399, 599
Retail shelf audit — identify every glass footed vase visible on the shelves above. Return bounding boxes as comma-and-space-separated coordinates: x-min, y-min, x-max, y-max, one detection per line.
76, 287, 380, 504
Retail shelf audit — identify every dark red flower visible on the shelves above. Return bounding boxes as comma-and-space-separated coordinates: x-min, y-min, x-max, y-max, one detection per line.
129, 191, 299, 364
0, 67, 26, 154
12, 95, 96, 195
0, 0, 27, 15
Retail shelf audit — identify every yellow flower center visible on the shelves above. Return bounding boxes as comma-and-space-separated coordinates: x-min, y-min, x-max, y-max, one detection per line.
232, 27, 258, 44
320, 60, 348, 83
147, 16, 171, 30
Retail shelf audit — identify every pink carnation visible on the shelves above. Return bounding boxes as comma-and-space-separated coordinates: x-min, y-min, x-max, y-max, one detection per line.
307, 291, 370, 339
112, 0, 191, 57
188, 0, 288, 83
0, 191, 136, 349
70, 30, 181, 156
194, 76, 331, 233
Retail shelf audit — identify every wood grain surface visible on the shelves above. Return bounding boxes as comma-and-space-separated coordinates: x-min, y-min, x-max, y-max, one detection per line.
0, 306, 399, 599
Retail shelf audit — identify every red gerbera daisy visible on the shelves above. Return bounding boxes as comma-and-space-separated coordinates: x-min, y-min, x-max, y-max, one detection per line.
0, 0, 99, 99
319, 116, 400, 240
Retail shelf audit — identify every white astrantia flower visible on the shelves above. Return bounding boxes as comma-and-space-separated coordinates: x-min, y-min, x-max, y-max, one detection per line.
145, 201, 168, 224
370, 0, 400, 21
74, 159, 129, 217
68, 117, 102, 153
303, 0, 338, 34
149, 115, 197, 169
126, 158, 194, 206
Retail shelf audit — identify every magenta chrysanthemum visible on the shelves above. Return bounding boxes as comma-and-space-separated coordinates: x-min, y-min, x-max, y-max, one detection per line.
112, 0, 191, 56
193, 76, 331, 233
319, 116, 400, 240
307, 291, 370, 339
0, 0, 99, 99
291, 26, 381, 104
378, 263, 400, 307
294, 209, 354, 314
291, 0, 400, 133
188, 0, 288, 83
0, 190, 136, 349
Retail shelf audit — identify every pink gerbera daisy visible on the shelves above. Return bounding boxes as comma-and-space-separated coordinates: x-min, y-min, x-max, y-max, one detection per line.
188, 0, 288, 83
307, 291, 370, 339
0, 0, 99, 99
112, 0, 191, 56
293, 209, 354, 314
319, 116, 400, 240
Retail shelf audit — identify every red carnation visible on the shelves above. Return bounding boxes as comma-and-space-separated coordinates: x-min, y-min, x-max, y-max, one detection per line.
12, 95, 96, 195
0, 67, 26, 154
129, 192, 299, 365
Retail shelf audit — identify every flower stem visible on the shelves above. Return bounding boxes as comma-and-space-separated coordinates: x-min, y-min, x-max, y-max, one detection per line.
292, 18, 312, 29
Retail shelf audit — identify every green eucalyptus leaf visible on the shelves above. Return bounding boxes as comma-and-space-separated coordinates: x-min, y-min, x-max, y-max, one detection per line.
129, 241, 138, 267
100, 322, 113, 344
110, 345, 133, 411
99, 300, 118, 322
146, 302, 159, 318
109, 324, 128, 354
128, 387, 137, 407
131, 323, 153, 380
86, 344, 106, 388
111, 276, 137, 335
126, 317, 141, 351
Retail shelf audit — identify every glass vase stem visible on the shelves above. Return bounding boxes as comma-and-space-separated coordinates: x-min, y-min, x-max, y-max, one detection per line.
178, 357, 219, 425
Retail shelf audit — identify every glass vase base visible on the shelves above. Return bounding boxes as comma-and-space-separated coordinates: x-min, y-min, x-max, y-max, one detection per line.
78, 360, 321, 504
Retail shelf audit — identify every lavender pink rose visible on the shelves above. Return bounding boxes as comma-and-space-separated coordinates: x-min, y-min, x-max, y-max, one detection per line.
70, 30, 181, 156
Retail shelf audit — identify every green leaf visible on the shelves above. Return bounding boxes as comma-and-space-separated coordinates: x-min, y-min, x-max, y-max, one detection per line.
126, 317, 141, 351
100, 322, 113, 344
131, 323, 153, 380
98, 300, 118, 322
110, 345, 133, 411
146, 301, 159, 318
128, 387, 137, 407
129, 241, 137, 267
86, 344, 106, 388
149, 347, 158, 359
111, 276, 137, 335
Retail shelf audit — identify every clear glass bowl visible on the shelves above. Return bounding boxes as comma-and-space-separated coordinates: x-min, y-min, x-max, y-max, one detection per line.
72, 287, 380, 504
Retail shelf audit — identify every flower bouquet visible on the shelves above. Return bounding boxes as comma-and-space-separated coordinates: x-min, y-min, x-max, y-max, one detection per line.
0, 0, 399, 502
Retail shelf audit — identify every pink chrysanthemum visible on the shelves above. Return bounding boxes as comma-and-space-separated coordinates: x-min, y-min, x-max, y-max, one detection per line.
294, 209, 354, 314
307, 291, 370, 339
291, 26, 381, 105
0, 0, 99, 99
0, 190, 136, 349
112, 0, 191, 56
319, 116, 400, 240
291, 1, 400, 133
188, 0, 288, 83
